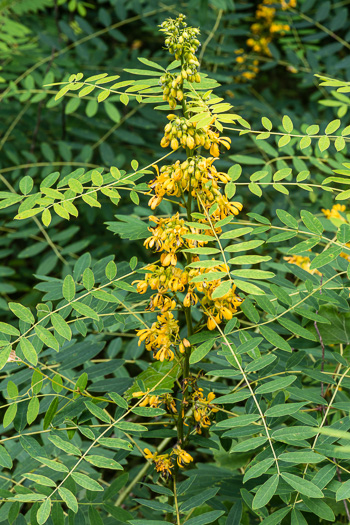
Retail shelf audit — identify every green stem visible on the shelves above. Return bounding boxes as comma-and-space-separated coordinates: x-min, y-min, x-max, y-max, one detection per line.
167, 60, 196, 523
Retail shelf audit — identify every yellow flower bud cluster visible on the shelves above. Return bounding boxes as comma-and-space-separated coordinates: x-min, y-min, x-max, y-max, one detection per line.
144, 212, 207, 266
160, 70, 200, 109
136, 311, 180, 362
160, 114, 231, 156
160, 15, 200, 66
161, 115, 205, 151
158, 15, 201, 109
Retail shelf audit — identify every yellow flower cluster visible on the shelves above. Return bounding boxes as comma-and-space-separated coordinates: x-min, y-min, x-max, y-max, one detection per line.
191, 389, 219, 433
133, 263, 189, 314
136, 311, 180, 361
322, 203, 346, 221
149, 156, 231, 209
186, 263, 243, 330
135, 261, 243, 331
144, 213, 207, 266
235, 0, 296, 81
144, 449, 174, 478
161, 114, 231, 157
148, 155, 242, 224
135, 264, 188, 295
134, 14, 243, 364
144, 445, 193, 478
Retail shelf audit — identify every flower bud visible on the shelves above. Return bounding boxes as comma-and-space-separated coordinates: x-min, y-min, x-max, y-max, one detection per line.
171, 138, 179, 150
187, 135, 195, 149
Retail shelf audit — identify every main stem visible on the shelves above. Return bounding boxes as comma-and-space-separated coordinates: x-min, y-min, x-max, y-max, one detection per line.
180, 94, 193, 443
167, 92, 194, 524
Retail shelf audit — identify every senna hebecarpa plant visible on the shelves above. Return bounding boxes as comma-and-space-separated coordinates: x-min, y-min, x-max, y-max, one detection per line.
2, 12, 350, 525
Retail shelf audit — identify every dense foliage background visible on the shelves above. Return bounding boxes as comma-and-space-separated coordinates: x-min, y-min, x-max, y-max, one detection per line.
2, 0, 350, 524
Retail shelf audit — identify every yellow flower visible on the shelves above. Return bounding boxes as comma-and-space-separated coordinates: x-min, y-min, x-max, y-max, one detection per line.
144, 448, 174, 478
172, 445, 193, 468
242, 71, 256, 80
143, 213, 208, 266
132, 392, 162, 408
148, 293, 176, 313
191, 389, 219, 433
281, 0, 296, 8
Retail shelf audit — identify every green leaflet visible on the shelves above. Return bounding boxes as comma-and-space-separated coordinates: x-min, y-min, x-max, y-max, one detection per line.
336, 479, 350, 501
252, 474, 279, 509
231, 436, 268, 452
58, 488, 78, 513
0, 445, 12, 469
9, 302, 34, 324
225, 240, 265, 253
260, 508, 291, 525
265, 402, 305, 418
20, 338, 38, 365
179, 487, 220, 512
84, 400, 111, 423
72, 301, 99, 321
213, 414, 260, 429
37, 499, 51, 525
243, 458, 275, 483
85, 455, 123, 470
255, 375, 297, 394
291, 509, 308, 525
35, 325, 59, 351
71, 472, 103, 491
51, 312, 72, 340
281, 472, 324, 498
189, 338, 215, 364
302, 496, 335, 521
48, 435, 81, 456
185, 511, 225, 525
